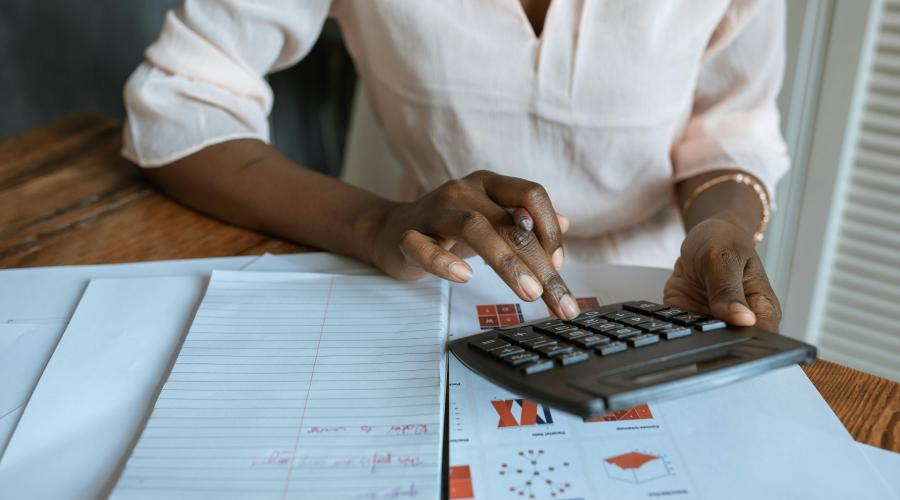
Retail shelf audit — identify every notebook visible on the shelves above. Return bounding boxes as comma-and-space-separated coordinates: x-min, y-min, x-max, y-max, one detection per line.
109, 271, 448, 500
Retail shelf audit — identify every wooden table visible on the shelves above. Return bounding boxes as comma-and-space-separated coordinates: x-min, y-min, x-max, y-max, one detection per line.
2, 114, 898, 453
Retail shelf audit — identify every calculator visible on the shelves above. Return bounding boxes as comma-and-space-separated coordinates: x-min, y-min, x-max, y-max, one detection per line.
449, 300, 816, 418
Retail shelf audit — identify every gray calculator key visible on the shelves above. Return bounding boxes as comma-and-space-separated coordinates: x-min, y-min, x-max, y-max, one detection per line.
572, 316, 608, 329
627, 333, 660, 348
573, 310, 603, 320
558, 329, 591, 341
589, 322, 621, 333
695, 319, 727, 332
606, 327, 641, 340
500, 329, 542, 344
558, 350, 590, 366
536, 344, 574, 358
469, 337, 509, 353
504, 352, 540, 366
654, 308, 685, 319
540, 324, 580, 336
533, 319, 564, 330
673, 313, 709, 326
596, 341, 628, 356
573, 335, 609, 348
492, 346, 526, 358
623, 301, 667, 313
521, 337, 557, 349
620, 314, 653, 326
659, 326, 692, 340
520, 359, 555, 375
603, 311, 634, 321
636, 320, 672, 332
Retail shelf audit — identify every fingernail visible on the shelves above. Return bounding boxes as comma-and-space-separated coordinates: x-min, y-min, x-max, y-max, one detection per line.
517, 273, 543, 301
449, 262, 472, 282
552, 247, 564, 270
729, 302, 756, 324
559, 294, 580, 319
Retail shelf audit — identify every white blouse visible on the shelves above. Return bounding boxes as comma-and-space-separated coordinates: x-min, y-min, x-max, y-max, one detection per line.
123, 0, 788, 268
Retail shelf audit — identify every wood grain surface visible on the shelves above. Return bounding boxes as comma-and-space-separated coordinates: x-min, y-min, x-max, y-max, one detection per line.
1, 113, 898, 453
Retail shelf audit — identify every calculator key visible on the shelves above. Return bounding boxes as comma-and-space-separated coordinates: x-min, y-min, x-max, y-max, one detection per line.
588, 322, 622, 333
571, 316, 608, 329
636, 320, 672, 332
605, 327, 642, 340
533, 319, 564, 330
536, 344, 574, 358
659, 326, 692, 340
469, 337, 510, 353
603, 310, 634, 321
623, 301, 667, 313
539, 324, 581, 336
558, 350, 590, 366
573, 309, 603, 320
596, 341, 628, 356
672, 313, 709, 326
521, 359, 555, 375
504, 352, 540, 366
573, 335, 609, 348
492, 346, 526, 358
558, 329, 591, 341
627, 333, 660, 348
521, 337, 557, 349
619, 314, 653, 326
500, 329, 542, 344
654, 308, 685, 319
695, 319, 727, 332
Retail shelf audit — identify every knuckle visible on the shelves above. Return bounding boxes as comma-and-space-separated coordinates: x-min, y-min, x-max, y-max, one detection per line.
523, 183, 549, 204
496, 252, 520, 276
398, 229, 418, 248
458, 210, 489, 235
505, 226, 538, 251
436, 179, 467, 203
542, 273, 568, 301
466, 169, 491, 181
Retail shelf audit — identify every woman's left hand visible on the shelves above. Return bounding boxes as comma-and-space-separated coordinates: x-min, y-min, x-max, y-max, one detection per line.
663, 213, 782, 332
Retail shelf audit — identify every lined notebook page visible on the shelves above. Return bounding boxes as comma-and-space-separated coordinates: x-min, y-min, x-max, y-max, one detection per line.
110, 271, 448, 500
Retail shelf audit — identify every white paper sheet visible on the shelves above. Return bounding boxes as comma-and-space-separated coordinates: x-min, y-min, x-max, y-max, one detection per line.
0, 252, 371, 456
0, 276, 208, 500
446, 259, 895, 499
109, 271, 448, 500
861, 443, 900, 499
0, 322, 65, 457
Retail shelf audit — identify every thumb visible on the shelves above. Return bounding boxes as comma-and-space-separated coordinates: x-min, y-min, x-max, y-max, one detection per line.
704, 252, 757, 326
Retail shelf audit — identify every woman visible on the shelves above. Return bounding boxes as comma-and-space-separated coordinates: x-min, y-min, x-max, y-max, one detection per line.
124, 0, 785, 329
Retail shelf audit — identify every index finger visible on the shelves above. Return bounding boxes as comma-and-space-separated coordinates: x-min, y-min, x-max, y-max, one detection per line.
476, 172, 565, 268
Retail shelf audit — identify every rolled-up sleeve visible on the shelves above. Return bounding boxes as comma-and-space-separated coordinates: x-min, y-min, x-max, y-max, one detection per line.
671, 0, 789, 196
122, 0, 332, 167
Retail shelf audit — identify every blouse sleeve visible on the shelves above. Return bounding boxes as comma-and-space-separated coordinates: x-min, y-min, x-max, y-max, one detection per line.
122, 0, 332, 167
671, 0, 789, 196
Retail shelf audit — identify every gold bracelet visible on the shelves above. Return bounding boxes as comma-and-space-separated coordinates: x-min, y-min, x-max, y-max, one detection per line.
681, 173, 771, 243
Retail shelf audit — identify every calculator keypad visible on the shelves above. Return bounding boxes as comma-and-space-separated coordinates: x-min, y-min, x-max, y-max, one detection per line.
466, 301, 727, 375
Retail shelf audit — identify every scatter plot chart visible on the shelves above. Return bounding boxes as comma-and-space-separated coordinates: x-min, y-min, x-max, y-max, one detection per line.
498, 449, 574, 498
603, 451, 672, 484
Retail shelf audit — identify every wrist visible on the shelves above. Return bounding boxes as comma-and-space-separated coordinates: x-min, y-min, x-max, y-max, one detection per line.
354, 198, 403, 267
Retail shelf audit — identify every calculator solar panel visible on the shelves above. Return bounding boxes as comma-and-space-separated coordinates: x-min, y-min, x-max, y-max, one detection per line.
449, 301, 817, 418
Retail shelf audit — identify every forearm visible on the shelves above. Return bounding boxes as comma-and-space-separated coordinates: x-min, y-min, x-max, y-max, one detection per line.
142, 139, 397, 264
676, 169, 766, 239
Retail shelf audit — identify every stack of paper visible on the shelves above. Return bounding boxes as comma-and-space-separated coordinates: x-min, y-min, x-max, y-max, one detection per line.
0, 252, 897, 500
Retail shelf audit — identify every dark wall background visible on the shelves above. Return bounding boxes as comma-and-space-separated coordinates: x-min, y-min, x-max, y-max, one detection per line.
0, 0, 356, 176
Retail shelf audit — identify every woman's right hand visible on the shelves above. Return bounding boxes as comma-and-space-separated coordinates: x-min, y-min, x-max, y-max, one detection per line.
367, 170, 580, 320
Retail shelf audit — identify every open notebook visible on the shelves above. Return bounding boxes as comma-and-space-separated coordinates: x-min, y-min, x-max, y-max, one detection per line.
109, 271, 448, 500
